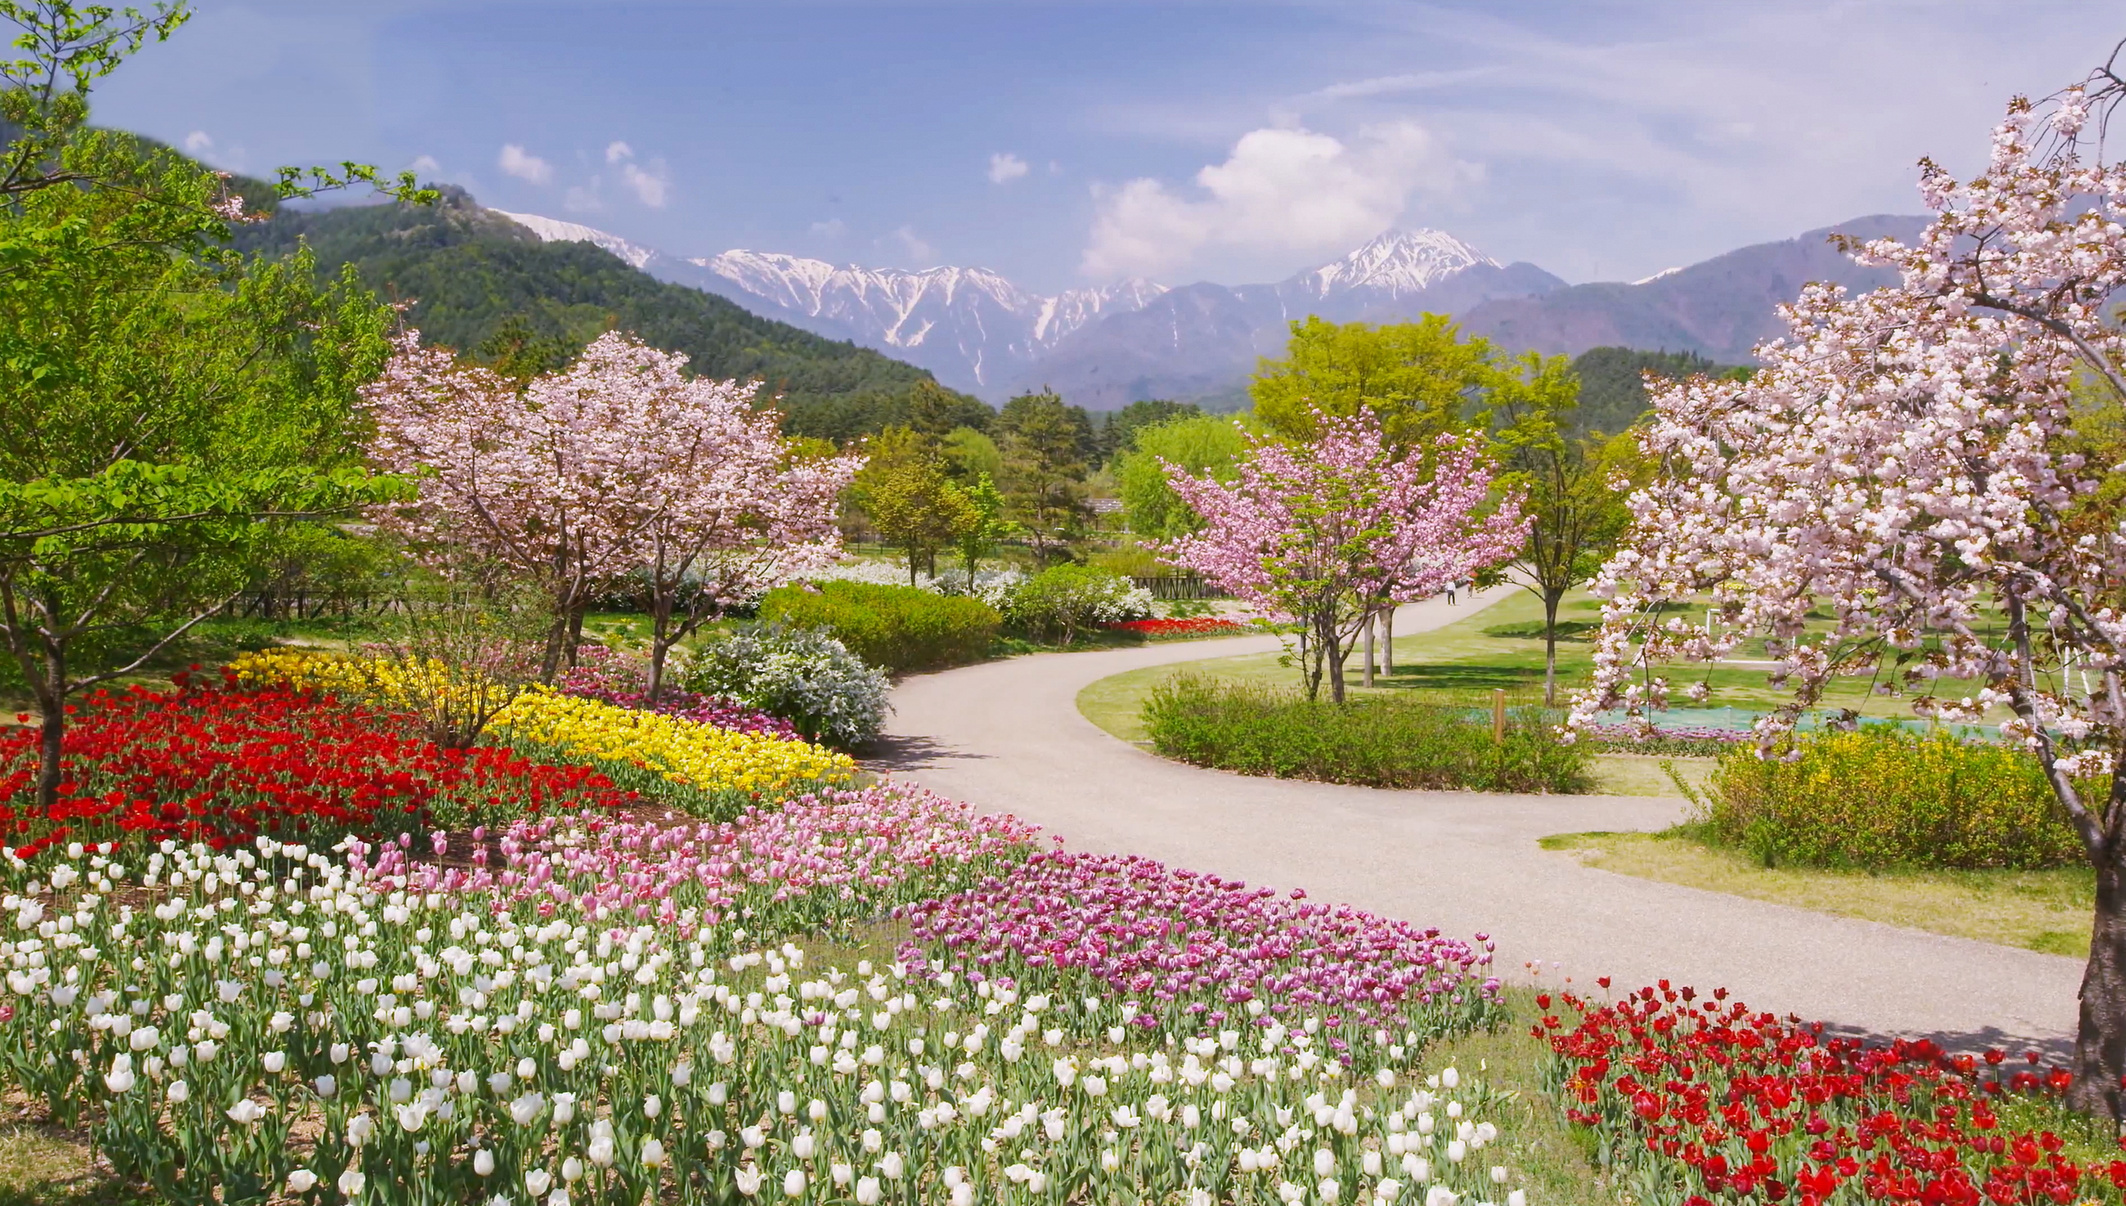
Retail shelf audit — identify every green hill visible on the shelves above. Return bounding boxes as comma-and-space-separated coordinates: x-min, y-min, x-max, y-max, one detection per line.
231, 187, 968, 440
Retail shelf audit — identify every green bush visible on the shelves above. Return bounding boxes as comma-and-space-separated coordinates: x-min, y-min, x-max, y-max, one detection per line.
759, 580, 1000, 673
1697, 726, 2092, 869
1007, 565, 1152, 644
1142, 672, 1590, 793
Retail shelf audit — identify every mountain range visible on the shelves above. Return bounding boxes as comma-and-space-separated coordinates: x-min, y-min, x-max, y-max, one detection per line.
498, 211, 1929, 408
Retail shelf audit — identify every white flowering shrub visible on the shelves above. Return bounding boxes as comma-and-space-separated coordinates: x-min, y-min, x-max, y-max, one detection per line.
682, 623, 889, 748
1005, 566, 1156, 644
808, 561, 1029, 613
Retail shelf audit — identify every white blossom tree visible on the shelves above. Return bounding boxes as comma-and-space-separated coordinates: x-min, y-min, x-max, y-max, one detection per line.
1569, 53, 2126, 1114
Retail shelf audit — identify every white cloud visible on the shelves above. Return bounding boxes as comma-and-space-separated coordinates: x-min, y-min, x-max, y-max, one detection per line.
409, 154, 441, 174
605, 140, 634, 164
498, 144, 553, 185
887, 225, 935, 265
183, 130, 213, 154
621, 161, 669, 208
987, 152, 1029, 184
563, 183, 602, 212
1081, 120, 1477, 281
809, 218, 847, 239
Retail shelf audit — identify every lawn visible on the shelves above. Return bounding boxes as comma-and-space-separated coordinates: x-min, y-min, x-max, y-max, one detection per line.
1542, 829, 2095, 957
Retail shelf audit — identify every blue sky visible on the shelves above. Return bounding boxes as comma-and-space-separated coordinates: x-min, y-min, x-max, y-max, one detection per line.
92, 0, 2108, 292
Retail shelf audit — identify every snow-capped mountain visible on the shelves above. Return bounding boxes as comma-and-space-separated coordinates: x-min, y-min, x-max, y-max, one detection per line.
1293, 229, 1501, 300
494, 212, 1566, 403
685, 250, 1168, 391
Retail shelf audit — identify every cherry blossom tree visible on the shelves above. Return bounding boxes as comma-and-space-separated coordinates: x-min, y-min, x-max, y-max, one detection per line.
1160, 408, 1524, 702
587, 337, 859, 700
363, 331, 857, 689
1567, 59, 2126, 1115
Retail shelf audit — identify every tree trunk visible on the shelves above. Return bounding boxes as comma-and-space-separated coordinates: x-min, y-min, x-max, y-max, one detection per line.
1362, 609, 1375, 689
1324, 613, 1347, 704
2072, 849, 2126, 1120
32, 645, 64, 812
1382, 608, 1393, 676
645, 589, 675, 703
1543, 588, 1565, 707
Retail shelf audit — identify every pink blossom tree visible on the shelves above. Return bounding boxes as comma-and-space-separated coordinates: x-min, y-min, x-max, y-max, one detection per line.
1160, 409, 1525, 702
565, 335, 860, 699
363, 331, 857, 688
1567, 62, 2126, 1114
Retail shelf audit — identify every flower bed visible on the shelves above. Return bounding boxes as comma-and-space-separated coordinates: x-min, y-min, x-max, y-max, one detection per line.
899, 851, 1501, 1057
229, 650, 856, 818
558, 651, 799, 742
1577, 723, 1750, 758
4, 832, 1532, 1206
1105, 617, 1248, 637
1541, 982, 2125, 1205
0, 684, 626, 859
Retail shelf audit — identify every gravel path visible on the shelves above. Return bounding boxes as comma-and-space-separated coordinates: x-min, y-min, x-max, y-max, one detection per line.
873, 587, 2083, 1051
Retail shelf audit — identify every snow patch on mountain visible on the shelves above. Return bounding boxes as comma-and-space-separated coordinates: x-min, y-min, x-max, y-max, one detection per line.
495, 211, 658, 270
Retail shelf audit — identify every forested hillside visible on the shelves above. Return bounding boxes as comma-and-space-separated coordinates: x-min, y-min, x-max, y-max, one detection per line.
232, 188, 978, 440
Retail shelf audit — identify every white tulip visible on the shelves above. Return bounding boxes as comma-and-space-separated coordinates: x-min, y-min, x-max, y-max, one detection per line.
855, 1176, 882, 1205
641, 1139, 667, 1168
262, 1051, 286, 1074
1378, 1179, 1402, 1202
1363, 1151, 1383, 1177
561, 1157, 584, 1183
314, 1073, 337, 1098
644, 1094, 663, 1119
103, 1055, 136, 1094
1424, 1188, 1458, 1206
778, 1090, 798, 1115
949, 1185, 972, 1206
1507, 1192, 1527, 1206
735, 1166, 762, 1197
475, 1150, 496, 1177
1315, 1150, 1335, 1178
1279, 1184, 1306, 1205
782, 1169, 806, 1198
880, 1152, 905, 1180
1446, 1141, 1467, 1164
287, 1169, 318, 1193
339, 1168, 366, 1198
792, 1133, 816, 1160
227, 1099, 267, 1125
1440, 1067, 1459, 1089
524, 1169, 552, 1198
509, 1092, 545, 1126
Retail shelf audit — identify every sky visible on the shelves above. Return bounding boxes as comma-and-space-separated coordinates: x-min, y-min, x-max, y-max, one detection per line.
91, 0, 2113, 293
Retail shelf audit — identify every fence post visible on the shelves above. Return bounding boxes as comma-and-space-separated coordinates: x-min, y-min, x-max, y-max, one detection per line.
1492, 689, 1506, 744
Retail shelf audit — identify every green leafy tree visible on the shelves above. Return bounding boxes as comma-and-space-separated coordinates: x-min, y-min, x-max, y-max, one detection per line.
1252, 315, 1493, 446
1481, 352, 1645, 704
940, 426, 1004, 484
906, 378, 992, 439
0, 1, 418, 809
998, 391, 1092, 564
1114, 414, 1248, 540
1098, 398, 1200, 464
856, 428, 978, 581
954, 472, 1015, 580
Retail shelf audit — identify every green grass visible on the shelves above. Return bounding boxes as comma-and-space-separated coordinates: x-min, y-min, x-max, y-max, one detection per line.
0, 1119, 141, 1206
1542, 829, 2095, 957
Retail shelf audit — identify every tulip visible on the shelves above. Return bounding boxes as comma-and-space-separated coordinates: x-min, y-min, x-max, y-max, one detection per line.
782, 1169, 806, 1198
854, 1176, 882, 1205
475, 1150, 497, 1177
735, 1165, 763, 1196
102, 1055, 136, 1095
227, 1099, 267, 1125
641, 1139, 667, 1168
287, 1170, 318, 1193
880, 1153, 904, 1180
561, 1157, 584, 1183
524, 1169, 552, 1198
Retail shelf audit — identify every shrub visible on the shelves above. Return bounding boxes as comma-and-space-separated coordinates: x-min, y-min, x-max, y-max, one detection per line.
1007, 564, 1154, 644
558, 646, 800, 740
761, 580, 1001, 672
681, 622, 891, 748
1142, 672, 1590, 793
1696, 726, 2091, 869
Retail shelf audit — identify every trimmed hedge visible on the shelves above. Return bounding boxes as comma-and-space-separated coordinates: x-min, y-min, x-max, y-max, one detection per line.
1698, 726, 2091, 870
1142, 672, 1590, 793
761, 580, 1001, 673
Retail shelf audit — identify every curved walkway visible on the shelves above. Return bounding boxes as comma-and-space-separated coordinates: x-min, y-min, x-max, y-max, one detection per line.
872, 587, 2082, 1051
